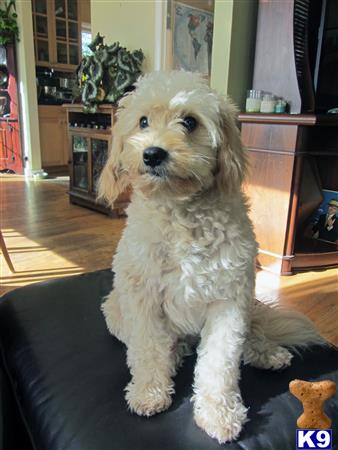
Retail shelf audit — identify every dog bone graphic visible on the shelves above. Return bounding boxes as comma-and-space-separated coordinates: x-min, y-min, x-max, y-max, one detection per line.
289, 379, 336, 429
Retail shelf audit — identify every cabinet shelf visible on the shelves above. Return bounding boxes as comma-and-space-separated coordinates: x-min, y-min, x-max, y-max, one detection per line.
295, 237, 337, 254
238, 113, 338, 126
293, 236, 338, 272
68, 126, 111, 136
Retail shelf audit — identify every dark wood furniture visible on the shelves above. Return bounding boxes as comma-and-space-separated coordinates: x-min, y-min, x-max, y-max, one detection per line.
238, 0, 338, 275
64, 104, 129, 216
239, 113, 338, 275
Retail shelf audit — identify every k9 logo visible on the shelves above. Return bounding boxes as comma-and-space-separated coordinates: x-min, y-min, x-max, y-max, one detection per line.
296, 429, 332, 449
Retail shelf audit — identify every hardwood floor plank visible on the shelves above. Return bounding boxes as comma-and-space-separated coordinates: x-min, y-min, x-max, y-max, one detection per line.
1, 174, 337, 346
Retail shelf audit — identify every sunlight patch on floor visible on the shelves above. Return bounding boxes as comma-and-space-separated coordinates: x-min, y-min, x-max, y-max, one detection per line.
0, 228, 84, 295
256, 267, 338, 304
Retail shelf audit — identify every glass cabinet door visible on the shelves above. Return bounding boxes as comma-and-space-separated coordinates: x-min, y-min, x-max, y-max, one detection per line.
56, 42, 68, 64
54, 0, 80, 66
67, 0, 78, 20
32, 0, 80, 67
91, 139, 108, 193
54, 0, 66, 18
37, 39, 49, 61
68, 21, 78, 40
69, 44, 79, 65
36, 15, 48, 35
35, 0, 47, 14
72, 135, 89, 190
55, 19, 67, 40
32, 0, 50, 64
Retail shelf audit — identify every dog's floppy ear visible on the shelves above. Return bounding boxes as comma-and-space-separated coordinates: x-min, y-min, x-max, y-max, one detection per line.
214, 97, 248, 194
97, 93, 133, 208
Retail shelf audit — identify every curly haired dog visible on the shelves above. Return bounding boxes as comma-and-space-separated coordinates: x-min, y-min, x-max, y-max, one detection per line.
98, 71, 323, 443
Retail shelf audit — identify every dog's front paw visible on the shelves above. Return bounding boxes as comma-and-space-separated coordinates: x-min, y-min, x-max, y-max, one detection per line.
125, 380, 173, 417
194, 392, 248, 443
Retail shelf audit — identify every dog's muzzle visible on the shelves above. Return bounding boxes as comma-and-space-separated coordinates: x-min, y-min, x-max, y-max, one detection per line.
143, 147, 168, 168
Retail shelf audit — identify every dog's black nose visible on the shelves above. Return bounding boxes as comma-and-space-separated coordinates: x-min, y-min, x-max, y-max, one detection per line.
143, 147, 168, 167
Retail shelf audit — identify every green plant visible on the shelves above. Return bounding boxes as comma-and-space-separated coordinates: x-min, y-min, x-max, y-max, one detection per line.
78, 33, 144, 113
0, 0, 19, 46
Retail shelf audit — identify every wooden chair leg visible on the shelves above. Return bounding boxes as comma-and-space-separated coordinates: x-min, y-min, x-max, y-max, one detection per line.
0, 230, 15, 273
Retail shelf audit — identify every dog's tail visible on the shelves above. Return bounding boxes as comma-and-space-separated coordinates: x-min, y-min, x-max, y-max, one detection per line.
250, 301, 326, 349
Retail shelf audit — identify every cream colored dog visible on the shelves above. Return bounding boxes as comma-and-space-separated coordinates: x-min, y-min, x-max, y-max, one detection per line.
98, 71, 323, 443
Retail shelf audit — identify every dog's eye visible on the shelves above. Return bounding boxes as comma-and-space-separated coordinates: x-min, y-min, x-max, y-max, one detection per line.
182, 116, 197, 133
139, 116, 149, 129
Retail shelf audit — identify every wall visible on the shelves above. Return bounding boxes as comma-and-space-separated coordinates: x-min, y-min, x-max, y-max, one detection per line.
210, 0, 233, 95
91, 0, 257, 110
211, 0, 258, 109
15, 0, 42, 175
227, 0, 258, 109
91, 0, 156, 72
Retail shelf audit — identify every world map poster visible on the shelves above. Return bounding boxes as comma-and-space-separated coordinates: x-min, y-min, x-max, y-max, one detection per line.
173, 2, 214, 77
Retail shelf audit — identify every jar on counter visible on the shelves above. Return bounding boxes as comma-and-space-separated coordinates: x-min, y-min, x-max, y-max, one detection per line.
245, 90, 263, 113
260, 94, 276, 113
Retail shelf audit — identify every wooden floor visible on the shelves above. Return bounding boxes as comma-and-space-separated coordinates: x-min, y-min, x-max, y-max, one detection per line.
1, 175, 337, 346
0, 175, 125, 294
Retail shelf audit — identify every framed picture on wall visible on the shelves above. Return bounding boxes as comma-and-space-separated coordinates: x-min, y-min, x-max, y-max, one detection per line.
165, 1, 214, 78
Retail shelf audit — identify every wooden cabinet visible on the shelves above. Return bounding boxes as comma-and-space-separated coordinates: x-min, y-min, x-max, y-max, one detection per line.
64, 104, 130, 216
78, 0, 91, 25
32, 0, 81, 70
38, 105, 68, 169
239, 113, 338, 275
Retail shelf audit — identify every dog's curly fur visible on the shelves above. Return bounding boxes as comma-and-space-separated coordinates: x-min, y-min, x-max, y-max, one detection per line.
98, 71, 323, 443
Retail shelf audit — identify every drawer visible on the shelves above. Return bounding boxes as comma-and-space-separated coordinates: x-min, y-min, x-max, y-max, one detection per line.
241, 123, 299, 153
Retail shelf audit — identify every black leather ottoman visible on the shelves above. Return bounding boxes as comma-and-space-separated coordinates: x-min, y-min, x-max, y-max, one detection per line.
0, 270, 337, 450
